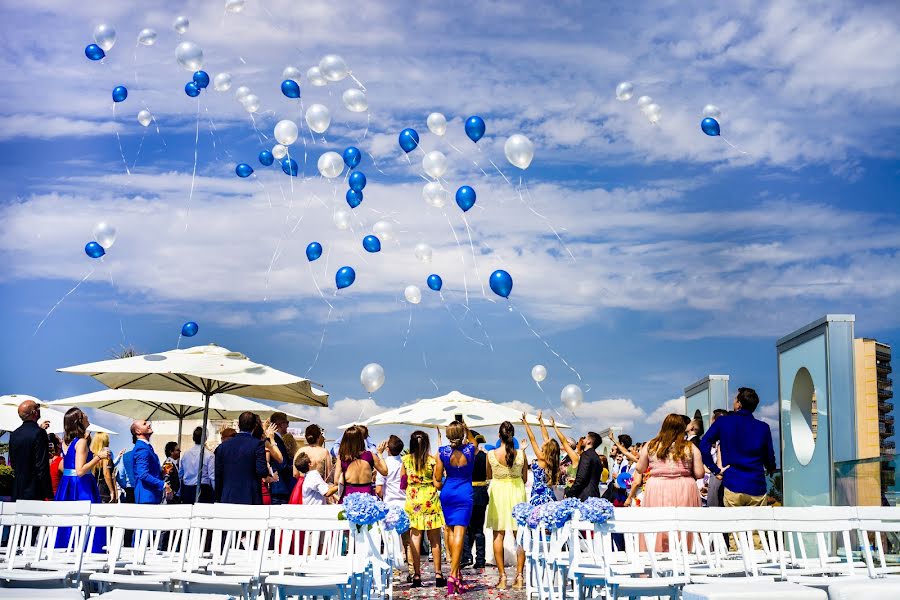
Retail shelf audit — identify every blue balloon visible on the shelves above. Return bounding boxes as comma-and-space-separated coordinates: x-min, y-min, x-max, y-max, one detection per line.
465, 116, 486, 143
343, 146, 361, 169
306, 242, 323, 262
398, 128, 420, 153
455, 185, 476, 212
84, 241, 105, 259
362, 235, 381, 253
112, 86, 128, 103
346, 189, 363, 208
701, 117, 721, 137
281, 157, 298, 176
181, 321, 199, 337
258, 150, 274, 166
192, 71, 210, 89
489, 269, 513, 298
281, 79, 300, 99
348, 171, 367, 192
185, 82, 200, 97
85, 44, 105, 61
427, 274, 443, 292
235, 163, 254, 178
335, 266, 356, 290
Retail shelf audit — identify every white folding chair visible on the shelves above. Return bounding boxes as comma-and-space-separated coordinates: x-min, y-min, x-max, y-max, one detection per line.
855, 506, 900, 578
0, 502, 17, 566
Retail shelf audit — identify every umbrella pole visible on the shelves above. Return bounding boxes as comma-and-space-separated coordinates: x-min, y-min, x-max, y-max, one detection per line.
195, 391, 212, 504
177, 417, 183, 452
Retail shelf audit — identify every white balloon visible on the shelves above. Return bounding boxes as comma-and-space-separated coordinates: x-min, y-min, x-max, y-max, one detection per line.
342, 88, 368, 112
307, 66, 327, 87
504, 134, 535, 170
615, 81, 634, 101
137, 110, 152, 127
373, 220, 394, 241
404, 285, 422, 305
213, 73, 232, 92
305, 104, 331, 134
273, 120, 299, 145
92, 222, 117, 249
360, 363, 385, 394
272, 144, 288, 160
644, 103, 662, 124
137, 28, 157, 46
173, 16, 190, 34
636, 95, 653, 109
317, 152, 344, 178
422, 181, 448, 208
426, 112, 447, 136
414, 242, 433, 263
282, 66, 302, 81
422, 151, 448, 179
560, 384, 584, 410
242, 94, 261, 113
224, 0, 246, 13
702, 104, 722, 119
234, 85, 251, 101
175, 41, 203, 71
319, 54, 348, 82
93, 24, 117, 52
531, 364, 547, 383
333, 209, 351, 230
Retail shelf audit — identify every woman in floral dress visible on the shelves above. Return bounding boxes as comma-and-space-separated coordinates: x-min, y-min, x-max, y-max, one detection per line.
521, 412, 560, 505
401, 430, 445, 588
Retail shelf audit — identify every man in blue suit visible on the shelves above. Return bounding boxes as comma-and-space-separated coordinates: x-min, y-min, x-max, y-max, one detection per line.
215, 412, 268, 505
130, 420, 171, 504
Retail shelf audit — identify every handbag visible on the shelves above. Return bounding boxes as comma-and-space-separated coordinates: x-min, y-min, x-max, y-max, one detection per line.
288, 475, 305, 505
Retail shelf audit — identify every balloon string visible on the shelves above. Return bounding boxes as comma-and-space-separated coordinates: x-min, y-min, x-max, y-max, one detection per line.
460, 212, 489, 300
520, 177, 576, 262
103, 260, 128, 348
366, 151, 388, 177
131, 129, 147, 172
305, 305, 333, 377
144, 101, 167, 150
439, 297, 485, 347
447, 141, 489, 177
441, 209, 469, 307
184, 97, 201, 232
34, 267, 96, 335
721, 136, 749, 155
112, 104, 131, 178
249, 112, 268, 144
176, 333, 183, 350
253, 174, 272, 209
423, 351, 439, 392
308, 257, 334, 311
488, 158, 512, 187
348, 72, 367, 92
511, 300, 583, 384
402, 304, 413, 348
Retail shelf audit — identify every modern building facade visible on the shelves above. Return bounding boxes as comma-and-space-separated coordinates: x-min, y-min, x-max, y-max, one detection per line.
854, 338, 894, 503
683, 375, 730, 433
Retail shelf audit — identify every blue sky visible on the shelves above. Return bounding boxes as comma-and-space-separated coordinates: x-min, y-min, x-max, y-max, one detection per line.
1, 0, 898, 444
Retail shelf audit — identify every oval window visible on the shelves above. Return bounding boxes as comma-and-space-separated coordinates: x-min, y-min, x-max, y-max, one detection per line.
790, 367, 817, 466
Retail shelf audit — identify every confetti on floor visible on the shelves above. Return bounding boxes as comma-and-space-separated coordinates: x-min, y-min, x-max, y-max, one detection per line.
393, 561, 527, 599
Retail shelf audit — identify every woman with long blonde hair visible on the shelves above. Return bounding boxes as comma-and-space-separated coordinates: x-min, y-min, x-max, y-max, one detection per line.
521, 412, 561, 505
90, 432, 118, 503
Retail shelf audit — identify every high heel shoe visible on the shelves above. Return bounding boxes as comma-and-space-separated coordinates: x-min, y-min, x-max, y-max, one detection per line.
435, 574, 447, 588
447, 575, 458, 595
496, 575, 507, 590
512, 574, 525, 589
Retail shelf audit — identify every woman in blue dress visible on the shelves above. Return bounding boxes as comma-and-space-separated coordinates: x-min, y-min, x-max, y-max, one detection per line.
434, 420, 476, 595
56, 408, 108, 553
521, 412, 560, 506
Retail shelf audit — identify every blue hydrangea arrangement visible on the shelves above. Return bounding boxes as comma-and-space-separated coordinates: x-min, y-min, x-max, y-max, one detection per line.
512, 502, 532, 528
342, 492, 389, 526
527, 504, 546, 529
579, 497, 615, 525
540, 497, 583, 530
384, 505, 410, 534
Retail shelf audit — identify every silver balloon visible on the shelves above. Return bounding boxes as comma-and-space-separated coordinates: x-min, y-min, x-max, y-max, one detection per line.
404, 285, 422, 305
92, 222, 117, 249
234, 85, 251, 101
175, 41, 203, 71
636, 95, 653, 109
504, 134, 535, 170
702, 104, 722, 119
342, 88, 368, 113
305, 104, 331, 134
137, 28, 157, 46
242, 94, 261, 113
213, 72, 232, 92
531, 364, 547, 383
422, 151, 447, 179
272, 144, 288, 160
333, 209, 351, 230
373, 220, 394, 241
282, 66, 302, 81
426, 112, 447, 136
173, 16, 190, 34
274, 120, 299, 145
307, 66, 327, 87
360, 363, 385, 394
137, 110, 152, 127
423, 181, 448, 208
93, 24, 117, 52
644, 103, 662, 124
317, 152, 344, 178
615, 81, 634, 101
319, 54, 348, 82
414, 242, 433, 263
560, 384, 584, 411
225, 0, 246, 13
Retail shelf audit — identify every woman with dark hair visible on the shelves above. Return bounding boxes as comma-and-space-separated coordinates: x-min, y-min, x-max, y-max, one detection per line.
705, 409, 729, 507
434, 420, 476, 594
335, 425, 387, 501
48, 433, 63, 498
251, 415, 284, 505
55, 407, 107, 552
485, 421, 527, 590
401, 430, 445, 588
521, 412, 561, 505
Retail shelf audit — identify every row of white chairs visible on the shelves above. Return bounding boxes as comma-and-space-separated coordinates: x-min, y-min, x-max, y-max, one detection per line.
520, 506, 900, 600
0, 501, 402, 600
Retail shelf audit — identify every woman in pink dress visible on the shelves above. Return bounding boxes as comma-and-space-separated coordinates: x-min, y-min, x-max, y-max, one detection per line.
635, 413, 705, 551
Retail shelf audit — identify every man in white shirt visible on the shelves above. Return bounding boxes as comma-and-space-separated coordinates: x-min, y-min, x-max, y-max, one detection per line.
180, 426, 215, 504
296, 452, 337, 505
375, 435, 412, 579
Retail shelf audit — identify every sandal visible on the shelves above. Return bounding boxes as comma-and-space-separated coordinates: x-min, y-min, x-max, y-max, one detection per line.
512, 575, 525, 589
496, 576, 507, 590
447, 575, 458, 595
435, 574, 447, 587
405, 573, 413, 583
411, 575, 422, 588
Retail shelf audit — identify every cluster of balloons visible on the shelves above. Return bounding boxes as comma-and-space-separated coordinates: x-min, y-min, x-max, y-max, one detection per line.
184, 70, 209, 98
181, 321, 199, 337
84, 222, 117, 259
84, 24, 116, 61
616, 81, 662, 124
699, 104, 723, 137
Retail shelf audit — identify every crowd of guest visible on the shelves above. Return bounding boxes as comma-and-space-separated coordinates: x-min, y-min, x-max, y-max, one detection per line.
4, 386, 778, 595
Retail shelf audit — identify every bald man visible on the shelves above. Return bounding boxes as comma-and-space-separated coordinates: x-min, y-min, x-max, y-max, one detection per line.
8, 399, 53, 500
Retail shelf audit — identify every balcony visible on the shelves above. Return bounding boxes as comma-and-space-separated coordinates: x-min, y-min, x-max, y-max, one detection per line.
880, 388, 894, 400
879, 400, 894, 412
877, 363, 893, 374
884, 447, 897, 456
885, 414, 896, 424
878, 377, 893, 387
885, 440, 896, 449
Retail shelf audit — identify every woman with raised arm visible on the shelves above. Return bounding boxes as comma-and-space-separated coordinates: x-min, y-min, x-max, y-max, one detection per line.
485, 421, 528, 590
521, 412, 559, 505
551, 416, 582, 490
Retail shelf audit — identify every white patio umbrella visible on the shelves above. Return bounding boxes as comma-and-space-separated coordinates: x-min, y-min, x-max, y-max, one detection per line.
58, 343, 328, 501
1, 394, 115, 436
46, 390, 307, 448
340, 390, 570, 429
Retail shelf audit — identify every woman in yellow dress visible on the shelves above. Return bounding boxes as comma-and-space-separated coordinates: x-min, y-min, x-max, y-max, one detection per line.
486, 421, 528, 590
401, 430, 445, 588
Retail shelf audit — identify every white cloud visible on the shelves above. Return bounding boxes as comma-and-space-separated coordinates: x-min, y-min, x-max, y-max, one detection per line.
648, 396, 686, 425
0, 115, 120, 141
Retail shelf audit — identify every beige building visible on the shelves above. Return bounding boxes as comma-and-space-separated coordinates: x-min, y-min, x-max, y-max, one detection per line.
853, 339, 894, 504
